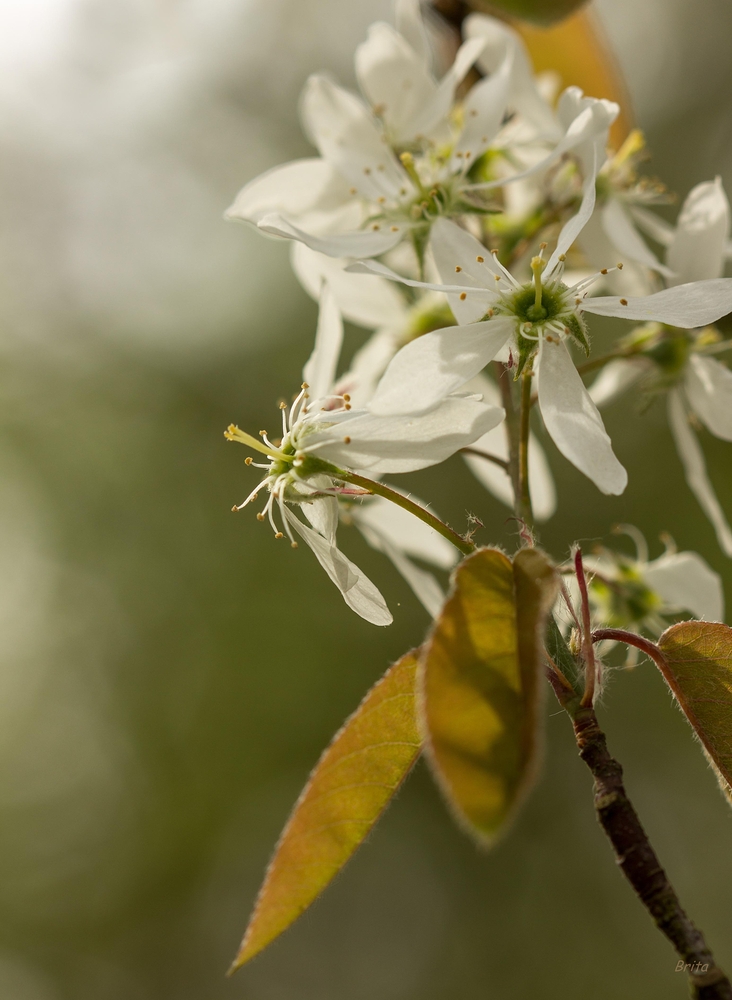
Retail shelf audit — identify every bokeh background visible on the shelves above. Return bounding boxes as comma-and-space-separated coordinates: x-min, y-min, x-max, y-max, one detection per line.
2, 0, 732, 997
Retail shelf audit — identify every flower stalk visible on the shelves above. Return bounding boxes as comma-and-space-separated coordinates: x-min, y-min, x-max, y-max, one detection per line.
338, 470, 476, 556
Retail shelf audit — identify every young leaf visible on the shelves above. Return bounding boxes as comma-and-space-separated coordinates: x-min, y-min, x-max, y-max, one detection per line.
657, 621, 732, 802
231, 650, 422, 970
419, 547, 557, 845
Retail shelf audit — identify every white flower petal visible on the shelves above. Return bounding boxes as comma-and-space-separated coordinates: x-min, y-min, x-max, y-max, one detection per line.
306, 394, 505, 474
355, 22, 437, 143
685, 354, 732, 442
644, 551, 724, 623
465, 13, 557, 136
258, 213, 405, 259
582, 279, 732, 328
301, 494, 339, 544
302, 283, 344, 401
667, 389, 732, 558
368, 317, 514, 415
629, 205, 674, 248
395, 0, 431, 67
667, 178, 730, 285
546, 143, 598, 274
284, 508, 392, 625
430, 217, 501, 323
453, 48, 512, 163
335, 329, 401, 408
291, 244, 407, 329
352, 494, 458, 569
536, 337, 627, 495
409, 37, 486, 141
470, 90, 617, 193
589, 358, 648, 407
224, 158, 351, 227
300, 74, 406, 200
359, 520, 446, 617
346, 256, 487, 296
601, 199, 674, 278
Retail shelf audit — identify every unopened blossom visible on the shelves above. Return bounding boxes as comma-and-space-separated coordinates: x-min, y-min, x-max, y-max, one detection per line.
293, 242, 557, 519
225, 284, 502, 624
590, 178, 732, 554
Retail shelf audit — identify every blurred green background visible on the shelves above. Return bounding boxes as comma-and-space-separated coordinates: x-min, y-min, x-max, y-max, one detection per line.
1, 0, 732, 997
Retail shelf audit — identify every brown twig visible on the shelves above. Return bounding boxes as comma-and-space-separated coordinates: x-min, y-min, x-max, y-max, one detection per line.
571, 704, 732, 1000
549, 621, 732, 998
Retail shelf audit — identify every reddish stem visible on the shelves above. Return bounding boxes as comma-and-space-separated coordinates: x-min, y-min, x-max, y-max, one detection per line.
574, 548, 597, 706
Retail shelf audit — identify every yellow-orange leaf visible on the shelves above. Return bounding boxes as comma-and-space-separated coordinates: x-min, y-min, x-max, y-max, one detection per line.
419, 547, 557, 845
231, 650, 422, 970
657, 621, 732, 802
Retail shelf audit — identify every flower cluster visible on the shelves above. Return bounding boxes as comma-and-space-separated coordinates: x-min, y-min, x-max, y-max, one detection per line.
224, 0, 731, 629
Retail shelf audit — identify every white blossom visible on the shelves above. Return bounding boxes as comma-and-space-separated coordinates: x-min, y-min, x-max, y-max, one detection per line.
225, 284, 502, 624
292, 242, 557, 516
349, 169, 732, 495
590, 178, 732, 554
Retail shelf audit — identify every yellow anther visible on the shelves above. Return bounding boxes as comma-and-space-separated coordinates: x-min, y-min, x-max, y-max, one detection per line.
256, 512, 265, 521
343, 436, 351, 444
459, 292, 467, 300
455, 265, 462, 272
245, 457, 253, 465
476, 255, 484, 262
275, 532, 284, 539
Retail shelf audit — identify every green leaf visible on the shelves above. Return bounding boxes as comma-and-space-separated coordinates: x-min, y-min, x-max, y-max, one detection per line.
419, 547, 558, 845
231, 650, 422, 970
657, 622, 732, 803
466, 0, 588, 27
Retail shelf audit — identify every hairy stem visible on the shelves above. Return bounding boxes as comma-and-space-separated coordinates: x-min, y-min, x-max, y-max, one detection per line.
568, 703, 732, 1000
574, 548, 597, 707
495, 361, 523, 518
518, 370, 534, 529
339, 471, 475, 556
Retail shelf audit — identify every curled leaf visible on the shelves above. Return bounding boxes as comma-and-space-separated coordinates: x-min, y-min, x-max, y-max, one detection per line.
231, 650, 421, 970
419, 547, 558, 845
657, 621, 732, 802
